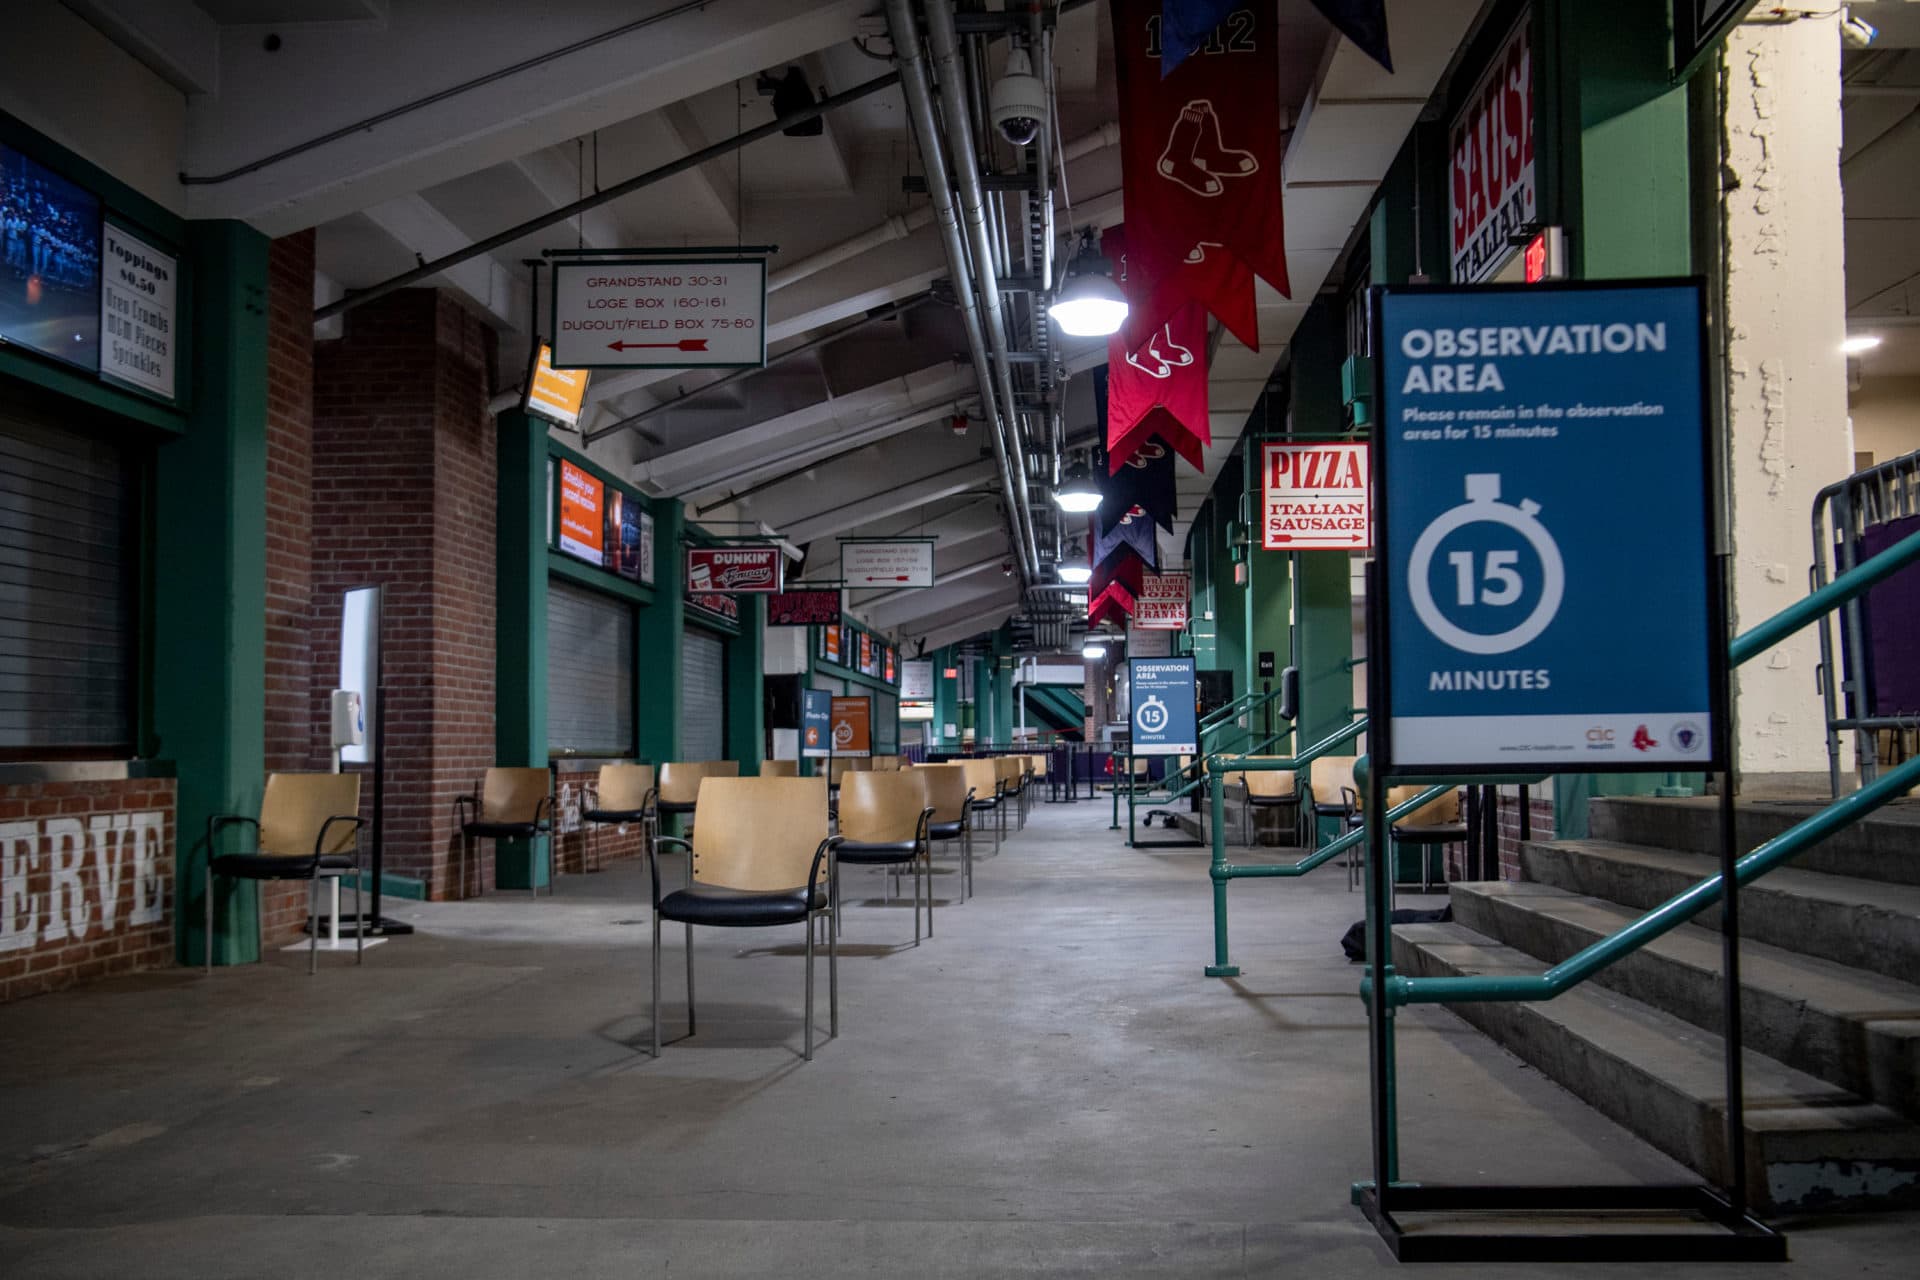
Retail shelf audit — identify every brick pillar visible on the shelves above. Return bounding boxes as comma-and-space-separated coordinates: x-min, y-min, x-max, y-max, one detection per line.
312, 291, 498, 900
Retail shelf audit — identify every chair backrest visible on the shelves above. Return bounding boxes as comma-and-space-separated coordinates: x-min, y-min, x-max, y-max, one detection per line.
994, 755, 1022, 787
658, 760, 737, 805
1385, 786, 1462, 827
837, 771, 928, 844
1029, 753, 1049, 778
595, 763, 654, 812
483, 766, 549, 824
1224, 756, 1294, 796
259, 772, 362, 857
829, 757, 872, 785
1309, 755, 1359, 804
870, 755, 902, 773
1129, 756, 1149, 777
913, 763, 971, 822
960, 757, 1000, 800
690, 776, 828, 890
761, 759, 799, 777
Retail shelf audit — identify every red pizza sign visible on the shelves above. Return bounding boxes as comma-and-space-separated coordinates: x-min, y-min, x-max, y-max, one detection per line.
1134, 573, 1190, 631
1262, 443, 1370, 551
685, 545, 783, 593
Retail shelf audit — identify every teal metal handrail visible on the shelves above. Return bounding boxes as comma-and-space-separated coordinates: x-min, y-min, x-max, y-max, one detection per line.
1151, 685, 1293, 805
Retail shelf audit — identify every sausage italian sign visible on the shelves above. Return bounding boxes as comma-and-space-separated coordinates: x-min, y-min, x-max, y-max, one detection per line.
550, 258, 767, 369
1262, 443, 1370, 550
1371, 281, 1723, 773
1449, 17, 1534, 286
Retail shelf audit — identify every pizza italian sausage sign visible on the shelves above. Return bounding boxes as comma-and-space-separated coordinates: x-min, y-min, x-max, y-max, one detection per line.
550, 258, 767, 369
1262, 443, 1370, 550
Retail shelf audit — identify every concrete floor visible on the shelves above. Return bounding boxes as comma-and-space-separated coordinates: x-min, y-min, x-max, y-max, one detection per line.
1, 799, 1916, 1277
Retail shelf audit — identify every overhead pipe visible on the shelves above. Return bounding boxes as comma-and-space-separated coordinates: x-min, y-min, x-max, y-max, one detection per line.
884, 0, 1034, 587
926, 0, 1044, 584
1031, 3, 1055, 294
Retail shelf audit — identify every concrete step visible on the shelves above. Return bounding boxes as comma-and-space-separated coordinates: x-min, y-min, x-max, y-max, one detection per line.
1589, 796, 1920, 887
1392, 922, 1920, 1212
1450, 880, 1920, 1119
1521, 839, 1920, 987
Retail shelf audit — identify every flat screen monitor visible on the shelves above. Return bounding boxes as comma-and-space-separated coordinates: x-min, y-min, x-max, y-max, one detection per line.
0, 145, 100, 371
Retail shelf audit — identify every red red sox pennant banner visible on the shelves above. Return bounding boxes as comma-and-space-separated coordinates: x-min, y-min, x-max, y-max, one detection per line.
1105, 226, 1212, 466
1088, 580, 1137, 627
1111, 406, 1205, 475
1110, 0, 1289, 348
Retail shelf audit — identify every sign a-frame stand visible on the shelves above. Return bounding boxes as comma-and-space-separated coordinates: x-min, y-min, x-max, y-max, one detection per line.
1355, 279, 1782, 1262
1123, 656, 1202, 849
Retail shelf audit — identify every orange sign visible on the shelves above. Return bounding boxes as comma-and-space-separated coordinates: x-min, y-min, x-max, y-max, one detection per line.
526, 343, 589, 428
824, 624, 842, 664
557, 460, 604, 563
830, 695, 872, 758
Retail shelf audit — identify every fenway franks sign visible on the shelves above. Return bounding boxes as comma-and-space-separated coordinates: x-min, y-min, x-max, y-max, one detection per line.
685, 545, 783, 593
1134, 572, 1190, 630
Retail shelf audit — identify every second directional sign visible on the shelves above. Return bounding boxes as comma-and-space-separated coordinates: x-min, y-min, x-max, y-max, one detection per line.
840, 539, 935, 589
550, 257, 767, 369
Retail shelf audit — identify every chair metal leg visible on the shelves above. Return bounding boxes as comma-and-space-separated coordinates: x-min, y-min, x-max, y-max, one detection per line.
804, 913, 815, 1061
912, 856, 921, 945
651, 913, 662, 1057
828, 904, 838, 1038
685, 922, 696, 1035
832, 864, 843, 938
965, 825, 974, 897
309, 879, 320, 975
925, 845, 934, 937
204, 864, 214, 973
355, 867, 364, 964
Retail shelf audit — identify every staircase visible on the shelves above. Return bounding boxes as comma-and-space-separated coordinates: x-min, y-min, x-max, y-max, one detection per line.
1393, 794, 1920, 1212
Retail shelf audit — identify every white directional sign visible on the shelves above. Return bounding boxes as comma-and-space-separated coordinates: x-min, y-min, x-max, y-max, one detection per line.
841, 539, 935, 589
1262, 442, 1371, 551
550, 258, 766, 370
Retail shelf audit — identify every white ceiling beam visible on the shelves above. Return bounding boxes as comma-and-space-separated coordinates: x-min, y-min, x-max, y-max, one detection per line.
360, 195, 526, 329
662, 102, 743, 233
863, 560, 1013, 627
66, 0, 219, 94
509, 148, 635, 249
784, 459, 1001, 545
893, 591, 1023, 650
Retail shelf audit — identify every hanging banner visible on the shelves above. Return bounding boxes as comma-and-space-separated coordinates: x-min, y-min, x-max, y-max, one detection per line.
1129, 656, 1199, 755
830, 695, 873, 758
100, 223, 177, 401
901, 660, 936, 701
768, 589, 842, 626
1105, 227, 1212, 469
1371, 280, 1723, 773
557, 461, 605, 564
1111, 0, 1289, 347
523, 342, 589, 428
1135, 572, 1191, 630
685, 545, 783, 593
686, 592, 741, 625
1094, 507, 1160, 571
1449, 16, 1535, 286
1262, 442, 1372, 550
801, 688, 834, 758
550, 257, 767, 369
1089, 553, 1145, 627
840, 539, 935, 589
1100, 429, 1178, 532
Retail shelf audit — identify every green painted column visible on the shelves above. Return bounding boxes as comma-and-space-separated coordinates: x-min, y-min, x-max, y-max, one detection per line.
932, 646, 958, 749
1211, 488, 1247, 705
972, 655, 994, 746
635, 498, 685, 766
154, 221, 269, 966
990, 629, 1015, 748
727, 595, 765, 772
492, 412, 549, 891
1188, 507, 1219, 671
1285, 299, 1354, 752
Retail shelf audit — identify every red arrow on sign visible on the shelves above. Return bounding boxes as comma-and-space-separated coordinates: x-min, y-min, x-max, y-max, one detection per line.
608, 339, 709, 352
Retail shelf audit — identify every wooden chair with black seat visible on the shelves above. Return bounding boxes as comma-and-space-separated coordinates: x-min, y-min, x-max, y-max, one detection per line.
1341, 784, 1464, 894
454, 767, 554, 899
648, 775, 839, 1060
961, 758, 1005, 850
761, 759, 799, 777
1224, 756, 1300, 847
650, 760, 738, 853
834, 771, 936, 942
913, 762, 975, 902
580, 764, 652, 874
994, 755, 1026, 831
1308, 755, 1362, 889
206, 772, 365, 975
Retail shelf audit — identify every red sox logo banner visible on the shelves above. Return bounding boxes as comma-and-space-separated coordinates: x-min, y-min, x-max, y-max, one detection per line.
1097, 427, 1178, 533
1093, 507, 1159, 572
1110, 0, 1290, 351
1104, 227, 1211, 472
1088, 552, 1145, 627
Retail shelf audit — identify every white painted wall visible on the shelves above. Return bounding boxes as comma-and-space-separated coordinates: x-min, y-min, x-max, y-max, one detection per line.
1848, 375, 1920, 467
1721, 15, 1856, 782
0, 0, 187, 215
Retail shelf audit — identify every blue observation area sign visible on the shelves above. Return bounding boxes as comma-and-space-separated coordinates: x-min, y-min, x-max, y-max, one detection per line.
1370, 281, 1725, 774
1130, 656, 1199, 755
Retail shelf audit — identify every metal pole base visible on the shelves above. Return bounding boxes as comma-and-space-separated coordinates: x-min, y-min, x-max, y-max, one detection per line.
1204, 964, 1240, 978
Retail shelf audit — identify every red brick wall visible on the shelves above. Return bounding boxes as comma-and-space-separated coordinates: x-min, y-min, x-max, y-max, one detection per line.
1442, 785, 1556, 882
312, 290, 497, 899
262, 231, 320, 943
0, 780, 177, 1002
554, 763, 646, 874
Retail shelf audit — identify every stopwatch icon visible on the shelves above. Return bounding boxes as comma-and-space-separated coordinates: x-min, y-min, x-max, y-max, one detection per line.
1136, 695, 1170, 734
1407, 473, 1565, 655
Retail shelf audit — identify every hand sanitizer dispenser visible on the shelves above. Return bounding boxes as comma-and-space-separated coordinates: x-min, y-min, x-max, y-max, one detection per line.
330, 689, 365, 772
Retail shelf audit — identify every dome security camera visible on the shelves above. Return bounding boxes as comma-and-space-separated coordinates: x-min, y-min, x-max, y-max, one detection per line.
990, 46, 1047, 148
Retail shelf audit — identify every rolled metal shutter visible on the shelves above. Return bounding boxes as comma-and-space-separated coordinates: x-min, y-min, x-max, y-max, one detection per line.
546, 579, 635, 756
680, 626, 726, 761
872, 691, 898, 754
0, 406, 133, 754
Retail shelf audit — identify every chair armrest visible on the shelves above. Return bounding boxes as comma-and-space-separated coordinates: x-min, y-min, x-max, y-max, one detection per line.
452, 793, 476, 830
533, 794, 553, 831
917, 806, 935, 848
207, 814, 259, 861
809, 835, 843, 897
653, 836, 692, 853
313, 815, 364, 858
650, 834, 692, 905
1340, 785, 1360, 816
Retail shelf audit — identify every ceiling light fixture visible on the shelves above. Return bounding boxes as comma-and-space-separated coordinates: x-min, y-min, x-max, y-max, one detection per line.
1842, 334, 1882, 355
1058, 563, 1093, 585
1048, 230, 1128, 337
1055, 458, 1103, 513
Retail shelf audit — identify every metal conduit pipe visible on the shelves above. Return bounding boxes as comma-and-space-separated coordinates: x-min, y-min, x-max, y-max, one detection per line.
926, 0, 1043, 582
884, 0, 1034, 588
1032, 4, 1055, 294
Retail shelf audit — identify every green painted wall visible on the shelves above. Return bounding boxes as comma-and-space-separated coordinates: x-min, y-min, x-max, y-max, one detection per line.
496, 411, 548, 767
153, 221, 269, 966
635, 499, 686, 766
727, 595, 765, 772
1286, 300, 1357, 747
932, 646, 959, 748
